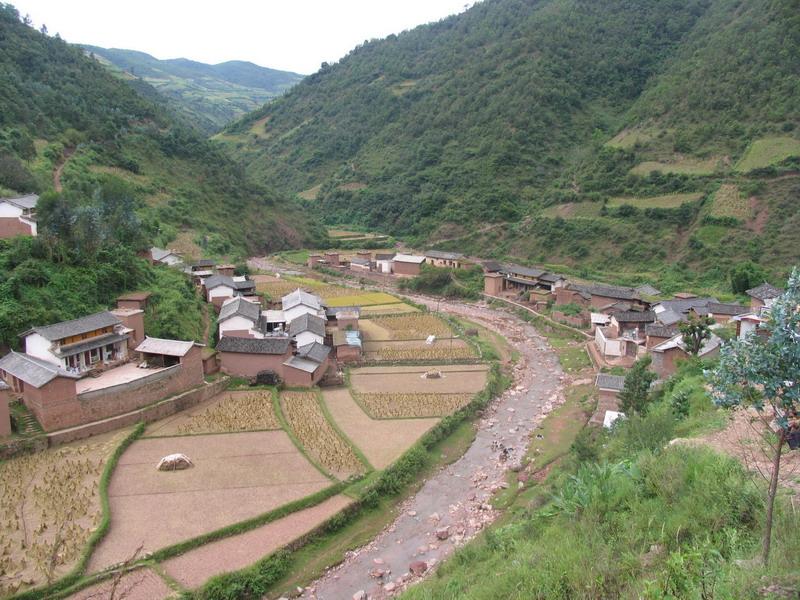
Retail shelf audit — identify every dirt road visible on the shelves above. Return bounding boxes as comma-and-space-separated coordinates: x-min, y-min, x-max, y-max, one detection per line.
298, 298, 566, 599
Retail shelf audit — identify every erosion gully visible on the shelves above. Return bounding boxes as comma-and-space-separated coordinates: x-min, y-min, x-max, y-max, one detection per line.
293, 296, 567, 600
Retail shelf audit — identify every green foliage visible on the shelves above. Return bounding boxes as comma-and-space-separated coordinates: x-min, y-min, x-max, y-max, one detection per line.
679, 314, 715, 355
730, 261, 768, 294
398, 264, 484, 299
618, 356, 657, 416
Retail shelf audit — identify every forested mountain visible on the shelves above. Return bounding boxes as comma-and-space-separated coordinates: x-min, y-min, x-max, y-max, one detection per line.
82, 46, 304, 133
221, 0, 800, 289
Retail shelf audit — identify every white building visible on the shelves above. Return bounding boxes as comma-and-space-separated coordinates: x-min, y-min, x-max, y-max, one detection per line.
0, 194, 38, 237
282, 289, 325, 323
217, 297, 264, 339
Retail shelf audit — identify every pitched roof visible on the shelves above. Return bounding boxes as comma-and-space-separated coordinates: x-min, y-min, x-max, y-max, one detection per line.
1, 194, 38, 210
655, 297, 718, 315
216, 336, 291, 355
393, 253, 426, 264
150, 247, 179, 261
652, 333, 721, 357
503, 264, 545, 278
612, 310, 656, 323
136, 337, 196, 357
0, 351, 78, 387
325, 305, 361, 318
282, 289, 321, 311
539, 272, 565, 284
645, 323, 679, 338
117, 291, 152, 302
634, 284, 662, 297
288, 313, 327, 338
218, 297, 261, 323
425, 250, 464, 260
283, 355, 323, 374
191, 259, 215, 268
596, 373, 625, 392
571, 283, 640, 301
375, 253, 396, 260
350, 257, 371, 266
706, 302, 749, 316
746, 283, 783, 300
482, 260, 504, 273
333, 330, 362, 348
26, 311, 121, 341
205, 275, 254, 292
297, 342, 331, 363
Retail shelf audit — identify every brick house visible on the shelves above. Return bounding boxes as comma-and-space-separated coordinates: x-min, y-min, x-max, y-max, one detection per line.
591, 373, 626, 427
333, 330, 362, 362
746, 283, 783, 312
0, 194, 38, 238
484, 263, 566, 297
0, 380, 11, 437
326, 306, 360, 331
149, 247, 183, 267
650, 333, 721, 378
645, 323, 678, 349
217, 296, 263, 339
567, 283, 647, 312
690, 301, 749, 325
425, 250, 465, 269
288, 313, 327, 347
392, 254, 426, 276
609, 311, 656, 341
116, 291, 152, 311
283, 343, 332, 386
216, 336, 292, 378
204, 274, 257, 307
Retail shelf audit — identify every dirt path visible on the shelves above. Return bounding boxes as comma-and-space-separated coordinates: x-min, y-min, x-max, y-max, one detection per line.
299, 298, 567, 599
53, 146, 75, 192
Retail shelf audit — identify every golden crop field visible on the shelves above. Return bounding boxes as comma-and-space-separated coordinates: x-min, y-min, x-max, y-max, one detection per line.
372, 313, 453, 339
708, 184, 751, 220
324, 292, 402, 307
0, 433, 124, 596
256, 280, 304, 299
376, 345, 476, 361
281, 392, 364, 478
355, 392, 474, 418
360, 303, 420, 316
177, 391, 280, 434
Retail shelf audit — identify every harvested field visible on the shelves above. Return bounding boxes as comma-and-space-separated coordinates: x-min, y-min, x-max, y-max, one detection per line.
146, 390, 280, 436
374, 344, 476, 361
280, 391, 365, 478
324, 292, 401, 307
88, 431, 330, 572
355, 392, 473, 419
162, 494, 354, 589
68, 568, 173, 600
350, 365, 488, 394
257, 280, 305, 299
0, 430, 127, 597
323, 388, 439, 467
359, 303, 420, 316
630, 157, 720, 176
371, 313, 452, 339
708, 184, 751, 220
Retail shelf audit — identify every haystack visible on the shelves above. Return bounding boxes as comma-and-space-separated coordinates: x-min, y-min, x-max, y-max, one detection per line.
156, 454, 193, 471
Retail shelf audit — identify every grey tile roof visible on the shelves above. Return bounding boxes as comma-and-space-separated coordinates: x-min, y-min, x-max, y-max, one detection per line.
2, 194, 38, 210
288, 313, 327, 338
503, 264, 545, 278
645, 323, 678, 338
635, 284, 662, 297
283, 355, 322, 374
150, 247, 176, 262
656, 297, 718, 315
325, 306, 361, 318
282, 289, 322, 311
612, 310, 656, 323
218, 297, 261, 323
706, 302, 749, 316
297, 342, 331, 363
0, 351, 78, 387
136, 337, 196, 357
746, 283, 783, 300
54, 333, 129, 358
538, 273, 565, 284
596, 373, 625, 392
27, 311, 121, 342
482, 260, 504, 273
191, 259, 215, 268
571, 283, 640, 301
216, 336, 291, 355
375, 253, 396, 261
350, 257, 371, 266
205, 275, 254, 293
425, 250, 464, 260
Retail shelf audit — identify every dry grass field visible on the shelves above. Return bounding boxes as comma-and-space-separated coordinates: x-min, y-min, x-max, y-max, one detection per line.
0, 430, 128, 596
708, 184, 752, 220
88, 431, 330, 572
630, 156, 720, 176
256, 280, 305, 299
350, 365, 488, 394
324, 291, 402, 307
322, 388, 439, 468
360, 315, 476, 360
280, 391, 365, 479
176, 391, 280, 435
371, 314, 453, 339
359, 303, 420, 316
607, 192, 703, 209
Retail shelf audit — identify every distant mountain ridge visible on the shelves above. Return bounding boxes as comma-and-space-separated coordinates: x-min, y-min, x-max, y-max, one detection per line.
82, 45, 304, 132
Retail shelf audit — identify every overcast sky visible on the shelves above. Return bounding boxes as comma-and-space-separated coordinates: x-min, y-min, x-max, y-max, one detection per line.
12, 0, 474, 74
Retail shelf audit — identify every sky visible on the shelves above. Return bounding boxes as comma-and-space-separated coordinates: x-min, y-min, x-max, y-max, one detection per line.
11, 0, 474, 74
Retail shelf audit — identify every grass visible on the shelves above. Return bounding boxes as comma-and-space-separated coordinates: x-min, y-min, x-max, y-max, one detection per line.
605, 127, 662, 149
630, 157, 720, 176
540, 202, 602, 219
708, 184, 751, 220
277, 249, 310, 265
607, 192, 703, 209
547, 337, 592, 373
297, 184, 322, 200
735, 136, 800, 172
694, 224, 730, 245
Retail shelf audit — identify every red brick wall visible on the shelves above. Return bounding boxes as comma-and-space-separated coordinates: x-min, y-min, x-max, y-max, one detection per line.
222, 329, 257, 338
283, 357, 330, 387
113, 310, 145, 348
219, 349, 291, 378
336, 346, 361, 363
393, 261, 421, 276
116, 299, 146, 311
0, 217, 34, 238
337, 317, 359, 331
0, 389, 10, 437
646, 334, 671, 349
652, 347, 680, 378
23, 377, 79, 432
484, 275, 504, 295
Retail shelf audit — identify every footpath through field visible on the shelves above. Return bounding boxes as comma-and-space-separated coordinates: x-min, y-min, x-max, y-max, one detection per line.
301, 297, 566, 599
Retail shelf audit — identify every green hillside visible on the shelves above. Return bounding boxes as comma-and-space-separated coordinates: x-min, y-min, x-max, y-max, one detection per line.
82, 46, 304, 133
220, 0, 800, 288
0, 4, 325, 257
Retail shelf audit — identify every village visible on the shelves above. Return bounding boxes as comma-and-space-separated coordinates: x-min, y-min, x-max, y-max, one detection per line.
0, 191, 787, 599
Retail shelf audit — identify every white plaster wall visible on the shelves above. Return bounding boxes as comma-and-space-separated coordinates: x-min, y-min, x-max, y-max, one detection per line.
295, 331, 324, 347
0, 202, 22, 218
25, 333, 59, 365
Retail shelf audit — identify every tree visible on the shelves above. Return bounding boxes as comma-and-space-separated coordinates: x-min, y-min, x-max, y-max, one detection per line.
730, 261, 767, 294
679, 314, 714, 356
707, 268, 800, 565
618, 355, 657, 416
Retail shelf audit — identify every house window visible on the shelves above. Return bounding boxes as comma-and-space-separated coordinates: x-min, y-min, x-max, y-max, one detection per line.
90, 347, 100, 364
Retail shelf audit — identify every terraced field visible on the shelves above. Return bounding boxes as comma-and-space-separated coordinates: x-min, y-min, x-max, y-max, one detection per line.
708, 184, 751, 220
735, 136, 800, 172
629, 157, 721, 176
607, 192, 703, 209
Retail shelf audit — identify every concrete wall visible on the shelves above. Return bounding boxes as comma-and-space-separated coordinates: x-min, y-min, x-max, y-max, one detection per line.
219, 350, 291, 378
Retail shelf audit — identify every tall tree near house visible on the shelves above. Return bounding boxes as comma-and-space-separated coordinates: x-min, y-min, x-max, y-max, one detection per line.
618, 355, 657, 416
679, 314, 714, 356
707, 268, 800, 566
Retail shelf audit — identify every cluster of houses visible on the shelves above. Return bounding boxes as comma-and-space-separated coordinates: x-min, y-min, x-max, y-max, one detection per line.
307, 250, 466, 277
214, 288, 362, 386
0, 194, 38, 238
